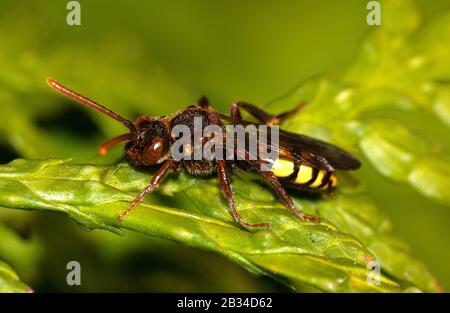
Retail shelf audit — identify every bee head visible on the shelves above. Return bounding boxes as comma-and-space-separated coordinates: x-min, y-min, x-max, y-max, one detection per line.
46, 78, 172, 165
125, 116, 171, 166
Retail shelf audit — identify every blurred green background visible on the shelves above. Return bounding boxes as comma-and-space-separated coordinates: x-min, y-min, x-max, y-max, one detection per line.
0, 0, 449, 292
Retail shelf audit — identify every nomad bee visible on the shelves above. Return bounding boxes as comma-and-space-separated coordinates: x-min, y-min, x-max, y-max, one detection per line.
47, 78, 361, 229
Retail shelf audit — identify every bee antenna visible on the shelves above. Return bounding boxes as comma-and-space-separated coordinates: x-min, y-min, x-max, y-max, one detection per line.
47, 78, 136, 133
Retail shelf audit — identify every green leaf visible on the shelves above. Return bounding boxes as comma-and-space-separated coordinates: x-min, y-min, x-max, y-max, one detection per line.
0, 260, 32, 293
344, 0, 450, 125
0, 158, 438, 292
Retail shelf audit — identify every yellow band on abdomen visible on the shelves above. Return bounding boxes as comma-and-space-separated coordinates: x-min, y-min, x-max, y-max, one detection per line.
271, 159, 295, 177
309, 170, 326, 188
295, 165, 313, 184
330, 175, 337, 188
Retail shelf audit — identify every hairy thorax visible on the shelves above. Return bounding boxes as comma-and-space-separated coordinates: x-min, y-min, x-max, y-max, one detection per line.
170, 107, 224, 176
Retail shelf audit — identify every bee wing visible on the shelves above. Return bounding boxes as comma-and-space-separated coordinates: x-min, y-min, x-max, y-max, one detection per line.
275, 129, 361, 171
220, 114, 361, 171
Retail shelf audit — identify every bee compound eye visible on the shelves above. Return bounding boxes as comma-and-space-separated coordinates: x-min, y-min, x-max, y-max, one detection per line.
143, 138, 165, 165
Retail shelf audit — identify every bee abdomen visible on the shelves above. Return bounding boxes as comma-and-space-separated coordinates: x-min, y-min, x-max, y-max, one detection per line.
270, 158, 336, 191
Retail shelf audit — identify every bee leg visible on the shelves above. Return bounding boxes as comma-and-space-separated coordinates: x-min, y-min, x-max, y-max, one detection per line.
198, 96, 210, 109
231, 101, 306, 125
217, 160, 270, 229
117, 160, 174, 221
273, 101, 306, 124
259, 170, 321, 223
